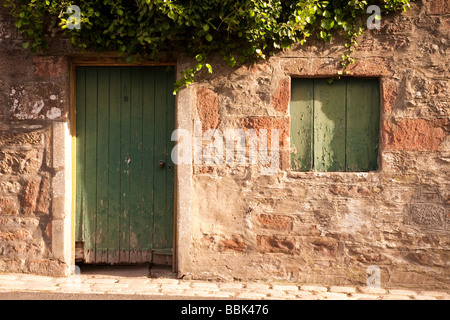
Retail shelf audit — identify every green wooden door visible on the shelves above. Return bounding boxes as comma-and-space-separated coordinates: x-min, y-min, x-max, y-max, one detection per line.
75, 66, 175, 264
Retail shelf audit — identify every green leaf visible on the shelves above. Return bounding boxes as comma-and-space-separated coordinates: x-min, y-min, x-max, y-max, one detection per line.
321, 19, 334, 30
4, 0, 414, 90
22, 41, 29, 49
195, 54, 205, 62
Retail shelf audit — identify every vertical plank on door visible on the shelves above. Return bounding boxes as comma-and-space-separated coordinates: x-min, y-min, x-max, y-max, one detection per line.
142, 68, 156, 256
290, 79, 313, 171
153, 67, 168, 253
346, 78, 380, 171
120, 67, 131, 262
313, 79, 346, 172
83, 67, 98, 262
75, 67, 86, 242
107, 67, 122, 263
165, 67, 175, 254
129, 67, 144, 262
95, 67, 110, 263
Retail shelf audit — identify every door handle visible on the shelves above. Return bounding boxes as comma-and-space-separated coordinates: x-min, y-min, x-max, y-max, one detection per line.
158, 160, 165, 169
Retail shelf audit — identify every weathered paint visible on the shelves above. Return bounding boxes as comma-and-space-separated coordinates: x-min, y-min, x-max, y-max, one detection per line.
290, 78, 380, 172
75, 66, 175, 264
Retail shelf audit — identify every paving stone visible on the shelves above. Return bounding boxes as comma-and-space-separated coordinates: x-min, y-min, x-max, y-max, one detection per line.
351, 293, 382, 300
321, 292, 351, 300
388, 289, 418, 296
297, 294, 323, 300
26, 284, 60, 291
90, 283, 129, 291
123, 291, 165, 296
358, 286, 387, 294
150, 278, 179, 285
412, 295, 437, 300
300, 285, 328, 292
128, 283, 160, 290
382, 295, 412, 300
219, 282, 244, 290
124, 285, 161, 294
0, 274, 20, 280
245, 283, 271, 290
266, 289, 296, 298
418, 290, 450, 298
117, 278, 150, 285
191, 282, 220, 290
161, 282, 192, 290
57, 284, 94, 293
161, 287, 189, 295
329, 286, 356, 294
205, 291, 236, 298
294, 291, 314, 298
271, 284, 300, 291
236, 292, 268, 299
178, 290, 200, 297
83, 278, 119, 284
1, 271, 449, 300
18, 275, 56, 282
194, 290, 220, 297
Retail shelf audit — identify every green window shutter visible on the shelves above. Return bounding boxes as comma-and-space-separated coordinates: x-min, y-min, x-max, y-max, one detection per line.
290, 78, 380, 172
346, 78, 380, 171
290, 79, 313, 171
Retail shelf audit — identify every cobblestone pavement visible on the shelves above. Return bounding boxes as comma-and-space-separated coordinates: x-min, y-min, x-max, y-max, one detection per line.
0, 266, 448, 300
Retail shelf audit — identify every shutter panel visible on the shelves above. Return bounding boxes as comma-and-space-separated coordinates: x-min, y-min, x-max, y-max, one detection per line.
290, 78, 380, 172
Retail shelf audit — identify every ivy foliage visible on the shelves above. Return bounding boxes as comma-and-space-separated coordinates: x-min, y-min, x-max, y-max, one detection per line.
4, 0, 413, 92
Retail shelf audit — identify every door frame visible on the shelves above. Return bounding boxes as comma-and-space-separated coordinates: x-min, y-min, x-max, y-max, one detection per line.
69, 56, 178, 270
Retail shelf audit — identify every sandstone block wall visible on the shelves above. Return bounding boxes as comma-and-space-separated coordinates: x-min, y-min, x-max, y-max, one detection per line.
186, 0, 449, 288
0, 0, 448, 288
0, 3, 70, 276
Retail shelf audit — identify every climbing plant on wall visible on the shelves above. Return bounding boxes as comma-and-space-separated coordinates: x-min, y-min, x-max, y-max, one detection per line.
4, 0, 413, 92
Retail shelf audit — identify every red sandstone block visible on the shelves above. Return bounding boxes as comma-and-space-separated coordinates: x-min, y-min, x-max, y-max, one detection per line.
381, 78, 399, 114
272, 78, 290, 113
219, 237, 246, 253
240, 116, 290, 149
256, 234, 298, 254
0, 198, 18, 215
0, 228, 31, 241
197, 86, 220, 132
382, 118, 448, 151
33, 56, 67, 78
22, 179, 41, 215
256, 214, 293, 231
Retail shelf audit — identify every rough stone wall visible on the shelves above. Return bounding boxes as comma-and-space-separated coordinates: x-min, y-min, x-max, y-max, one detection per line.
187, 0, 449, 289
0, 0, 448, 287
0, 3, 70, 276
